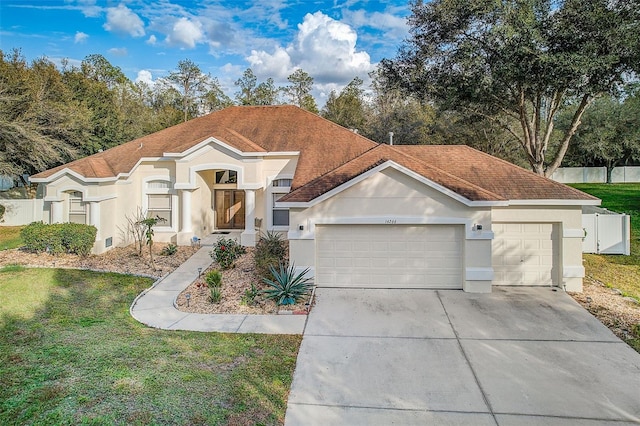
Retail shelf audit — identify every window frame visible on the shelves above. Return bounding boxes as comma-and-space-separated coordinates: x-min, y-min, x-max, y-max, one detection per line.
268, 177, 292, 231
68, 190, 87, 224
144, 178, 176, 231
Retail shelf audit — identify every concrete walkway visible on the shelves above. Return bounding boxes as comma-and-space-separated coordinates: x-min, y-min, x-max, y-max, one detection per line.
285, 287, 640, 425
129, 239, 307, 334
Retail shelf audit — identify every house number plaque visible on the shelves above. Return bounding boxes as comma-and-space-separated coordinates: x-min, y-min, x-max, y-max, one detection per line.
384, 219, 397, 224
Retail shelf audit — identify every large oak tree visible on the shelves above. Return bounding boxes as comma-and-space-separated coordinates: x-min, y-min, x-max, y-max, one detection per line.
382, 0, 640, 176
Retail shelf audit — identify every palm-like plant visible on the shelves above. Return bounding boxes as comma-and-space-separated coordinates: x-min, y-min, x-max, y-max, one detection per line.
262, 263, 313, 305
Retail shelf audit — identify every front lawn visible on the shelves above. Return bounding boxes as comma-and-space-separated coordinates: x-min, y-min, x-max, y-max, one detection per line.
0, 266, 301, 425
572, 183, 640, 301
572, 183, 640, 352
0, 226, 23, 250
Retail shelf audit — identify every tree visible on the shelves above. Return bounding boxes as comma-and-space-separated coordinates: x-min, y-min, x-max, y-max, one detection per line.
138, 215, 166, 268
382, 0, 640, 176
254, 78, 279, 105
202, 77, 234, 113
562, 88, 640, 182
366, 67, 435, 145
283, 69, 318, 113
234, 68, 279, 106
0, 50, 87, 179
321, 77, 368, 131
165, 59, 213, 122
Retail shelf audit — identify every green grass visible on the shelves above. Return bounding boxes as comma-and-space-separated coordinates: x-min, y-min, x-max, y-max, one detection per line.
571, 184, 640, 352
0, 226, 24, 250
0, 267, 301, 425
571, 184, 640, 300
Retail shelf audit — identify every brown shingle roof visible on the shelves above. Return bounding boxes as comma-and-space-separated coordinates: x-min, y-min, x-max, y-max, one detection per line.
32, 105, 377, 188
392, 145, 598, 201
32, 105, 597, 203
281, 144, 506, 203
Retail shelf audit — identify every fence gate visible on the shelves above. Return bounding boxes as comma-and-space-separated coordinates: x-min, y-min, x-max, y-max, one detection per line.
582, 207, 631, 255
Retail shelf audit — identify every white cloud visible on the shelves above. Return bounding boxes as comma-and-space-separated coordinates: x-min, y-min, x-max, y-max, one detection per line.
108, 47, 128, 56
135, 70, 155, 87
103, 4, 145, 37
246, 12, 374, 86
146, 34, 157, 45
74, 31, 89, 43
343, 9, 407, 40
246, 46, 292, 79
70, 0, 102, 18
165, 17, 203, 49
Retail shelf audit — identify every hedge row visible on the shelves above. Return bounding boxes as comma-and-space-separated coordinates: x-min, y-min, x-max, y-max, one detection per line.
21, 222, 97, 256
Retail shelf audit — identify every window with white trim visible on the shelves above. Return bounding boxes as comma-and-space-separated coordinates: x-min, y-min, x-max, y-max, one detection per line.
146, 180, 173, 227
271, 178, 290, 228
68, 191, 87, 224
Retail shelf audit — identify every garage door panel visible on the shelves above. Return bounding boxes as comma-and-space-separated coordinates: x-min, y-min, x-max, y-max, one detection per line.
492, 223, 559, 286
316, 225, 463, 289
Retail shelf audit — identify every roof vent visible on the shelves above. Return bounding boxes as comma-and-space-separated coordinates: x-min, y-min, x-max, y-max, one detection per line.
389, 132, 394, 145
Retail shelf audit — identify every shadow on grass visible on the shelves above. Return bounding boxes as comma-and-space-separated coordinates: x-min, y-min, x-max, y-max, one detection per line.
0, 268, 301, 425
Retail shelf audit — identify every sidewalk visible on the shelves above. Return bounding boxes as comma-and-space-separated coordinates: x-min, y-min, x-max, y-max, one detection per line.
129, 240, 307, 335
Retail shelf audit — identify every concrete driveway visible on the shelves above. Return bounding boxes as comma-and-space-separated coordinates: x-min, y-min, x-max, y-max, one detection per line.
285, 287, 640, 425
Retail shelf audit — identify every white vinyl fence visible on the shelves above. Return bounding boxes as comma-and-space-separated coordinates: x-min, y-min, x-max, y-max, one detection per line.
582, 206, 630, 255
552, 167, 640, 183
0, 199, 44, 226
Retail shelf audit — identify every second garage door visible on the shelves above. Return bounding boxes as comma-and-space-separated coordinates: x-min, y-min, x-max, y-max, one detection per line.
492, 222, 560, 286
315, 224, 463, 289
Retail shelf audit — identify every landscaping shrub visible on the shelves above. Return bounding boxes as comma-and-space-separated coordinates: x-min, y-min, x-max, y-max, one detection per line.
240, 283, 260, 306
262, 263, 313, 305
209, 287, 222, 304
254, 231, 287, 280
0, 204, 5, 221
60, 223, 97, 256
205, 269, 222, 288
21, 222, 96, 255
160, 243, 178, 256
209, 238, 245, 269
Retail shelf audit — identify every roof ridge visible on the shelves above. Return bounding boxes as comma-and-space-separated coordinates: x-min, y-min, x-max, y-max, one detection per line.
290, 144, 382, 191
223, 128, 268, 152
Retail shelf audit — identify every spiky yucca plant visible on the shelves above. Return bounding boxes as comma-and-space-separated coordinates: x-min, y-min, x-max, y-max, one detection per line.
262, 263, 313, 305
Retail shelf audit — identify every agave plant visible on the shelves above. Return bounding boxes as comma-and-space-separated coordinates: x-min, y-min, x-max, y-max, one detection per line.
262, 263, 313, 305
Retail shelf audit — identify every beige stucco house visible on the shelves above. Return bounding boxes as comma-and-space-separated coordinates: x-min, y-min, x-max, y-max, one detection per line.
32, 105, 599, 292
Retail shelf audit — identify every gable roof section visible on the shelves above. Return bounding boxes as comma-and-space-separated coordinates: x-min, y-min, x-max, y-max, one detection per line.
280, 144, 507, 204
32, 105, 377, 187
392, 145, 598, 202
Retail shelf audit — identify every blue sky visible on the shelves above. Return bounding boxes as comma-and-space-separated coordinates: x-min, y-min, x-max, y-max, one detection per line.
1, 0, 410, 104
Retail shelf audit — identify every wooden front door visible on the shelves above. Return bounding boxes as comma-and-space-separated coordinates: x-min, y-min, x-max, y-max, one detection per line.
215, 190, 245, 229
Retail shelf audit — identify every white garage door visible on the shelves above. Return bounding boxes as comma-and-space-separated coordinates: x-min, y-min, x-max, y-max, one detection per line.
315, 225, 463, 289
492, 223, 559, 286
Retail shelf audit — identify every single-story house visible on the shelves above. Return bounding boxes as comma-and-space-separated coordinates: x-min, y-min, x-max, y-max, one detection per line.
32, 105, 599, 292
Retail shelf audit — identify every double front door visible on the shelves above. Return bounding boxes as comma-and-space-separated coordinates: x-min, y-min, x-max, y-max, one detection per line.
215, 190, 245, 229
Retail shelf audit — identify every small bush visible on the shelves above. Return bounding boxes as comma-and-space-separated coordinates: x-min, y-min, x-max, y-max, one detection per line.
21, 222, 97, 255
210, 238, 246, 269
0, 204, 5, 221
254, 231, 287, 280
160, 243, 178, 256
241, 283, 260, 306
205, 270, 222, 288
209, 287, 222, 304
262, 263, 313, 306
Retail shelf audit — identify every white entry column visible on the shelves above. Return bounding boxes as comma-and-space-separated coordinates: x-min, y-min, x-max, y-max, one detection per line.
89, 202, 101, 240
50, 200, 63, 223
180, 189, 192, 233
241, 189, 257, 246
